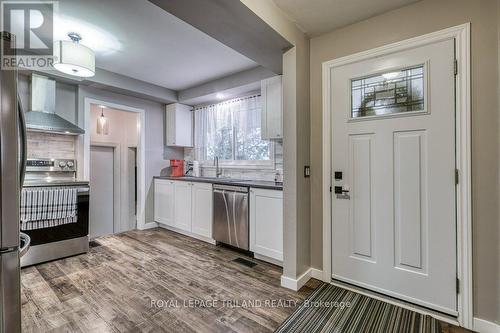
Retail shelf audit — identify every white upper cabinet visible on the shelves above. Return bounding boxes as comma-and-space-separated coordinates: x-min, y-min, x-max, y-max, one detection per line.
166, 103, 193, 147
261, 76, 283, 140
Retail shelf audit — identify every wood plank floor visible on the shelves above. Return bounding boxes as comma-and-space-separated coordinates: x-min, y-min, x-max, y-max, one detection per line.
21, 228, 470, 333
21, 228, 320, 333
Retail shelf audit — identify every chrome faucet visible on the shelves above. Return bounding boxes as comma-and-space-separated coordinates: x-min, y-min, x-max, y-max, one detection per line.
215, 156, 223, 178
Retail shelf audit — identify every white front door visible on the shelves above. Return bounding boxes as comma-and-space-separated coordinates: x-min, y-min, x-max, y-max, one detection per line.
331, 38, 457, 314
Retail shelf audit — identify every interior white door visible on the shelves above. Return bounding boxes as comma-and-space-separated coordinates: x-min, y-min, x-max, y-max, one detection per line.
90, 146, 114, 239
331, 38, 457, 314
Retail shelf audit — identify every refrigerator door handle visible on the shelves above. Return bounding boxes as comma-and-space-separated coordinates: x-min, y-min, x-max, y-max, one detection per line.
18, 97, 27, 186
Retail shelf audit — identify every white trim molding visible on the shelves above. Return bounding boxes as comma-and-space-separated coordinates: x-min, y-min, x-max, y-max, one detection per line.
321, 23, 472, 329
281, 268, 325, 291
473, 318, 500, 333
281, 269, 313, 291
83, 98, 148, 231
143, 221, 160, 230
310, 268, 324, 280
158, 224, 216, 245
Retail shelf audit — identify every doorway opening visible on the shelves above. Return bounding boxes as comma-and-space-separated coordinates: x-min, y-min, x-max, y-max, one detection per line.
89, 104, 140, 239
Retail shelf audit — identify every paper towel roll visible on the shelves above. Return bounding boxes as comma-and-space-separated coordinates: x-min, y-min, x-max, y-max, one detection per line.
193, 161, 200, 177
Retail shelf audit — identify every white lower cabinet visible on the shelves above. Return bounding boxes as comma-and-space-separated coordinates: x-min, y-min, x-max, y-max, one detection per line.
250, 188, 283, 264
173, 181, 192, 232
191, 183, 213, 238
154, 179, 175, 226
154, 179, 213, 242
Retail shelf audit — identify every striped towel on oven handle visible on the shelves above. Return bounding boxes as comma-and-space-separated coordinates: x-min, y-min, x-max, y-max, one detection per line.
20, 187, 78, 230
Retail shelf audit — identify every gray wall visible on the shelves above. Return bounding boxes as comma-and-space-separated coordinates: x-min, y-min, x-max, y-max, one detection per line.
19, 73, 182, 224
309, 0, 500, 323
77, 85, 183, 224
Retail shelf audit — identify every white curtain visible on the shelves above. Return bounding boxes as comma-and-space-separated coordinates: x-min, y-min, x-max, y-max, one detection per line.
194, 95, 268, 162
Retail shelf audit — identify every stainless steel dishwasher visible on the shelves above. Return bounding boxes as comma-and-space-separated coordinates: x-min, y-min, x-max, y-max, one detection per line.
213, 184, 249, 250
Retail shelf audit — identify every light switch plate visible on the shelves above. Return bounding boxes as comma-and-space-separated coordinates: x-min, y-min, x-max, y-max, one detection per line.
304, 166, 311, 178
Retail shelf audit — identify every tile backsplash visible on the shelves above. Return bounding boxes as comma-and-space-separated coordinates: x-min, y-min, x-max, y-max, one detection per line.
27, 132, 76, 159
184, 141, 283, 182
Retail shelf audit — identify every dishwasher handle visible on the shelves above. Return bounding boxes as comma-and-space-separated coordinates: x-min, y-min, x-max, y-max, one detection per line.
213, 184, 248, 193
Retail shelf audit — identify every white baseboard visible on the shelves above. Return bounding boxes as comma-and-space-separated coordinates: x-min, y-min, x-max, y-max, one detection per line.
158, 224, 216, 245
281, 269, 311, 291
280, 267, 324, 291
254, 253, 283, 267
473, 317, 500, 333
310, 268, 324, 280
139, 221, 159, 230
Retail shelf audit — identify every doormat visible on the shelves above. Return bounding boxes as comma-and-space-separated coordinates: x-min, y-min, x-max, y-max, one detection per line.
276, 284, 441, 333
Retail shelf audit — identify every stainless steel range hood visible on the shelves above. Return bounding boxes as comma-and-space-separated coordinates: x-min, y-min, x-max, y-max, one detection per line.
25, 74, 85, 135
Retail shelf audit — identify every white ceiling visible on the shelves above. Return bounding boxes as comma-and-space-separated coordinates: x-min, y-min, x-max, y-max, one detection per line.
272, 0, 421, 37
55, 0, 258, 90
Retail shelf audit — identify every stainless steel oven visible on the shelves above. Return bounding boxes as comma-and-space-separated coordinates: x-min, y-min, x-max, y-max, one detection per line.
213, 184, 249, 250
20, 158, 89, 267
20, 185, 89, 267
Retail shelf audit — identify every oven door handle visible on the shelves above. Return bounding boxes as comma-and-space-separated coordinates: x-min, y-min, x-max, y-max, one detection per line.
19, 232, 30, 258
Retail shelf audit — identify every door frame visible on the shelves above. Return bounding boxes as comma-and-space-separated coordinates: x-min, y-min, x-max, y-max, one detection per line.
89, 142, 120, 236
321, 23, 472, 328
82, 98, 148, 230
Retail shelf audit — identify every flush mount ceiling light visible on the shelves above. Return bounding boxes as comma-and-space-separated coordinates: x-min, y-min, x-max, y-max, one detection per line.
53, 32, 95, 77
96, 105, 109, 135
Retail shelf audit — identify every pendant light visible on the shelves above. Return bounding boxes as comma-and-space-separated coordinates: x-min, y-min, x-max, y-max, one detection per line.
97, 106, 109, 135
54, 32, 95, 77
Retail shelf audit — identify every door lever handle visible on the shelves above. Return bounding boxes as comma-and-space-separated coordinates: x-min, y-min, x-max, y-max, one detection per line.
334, 186, 349, 194
334, 186, 350, 200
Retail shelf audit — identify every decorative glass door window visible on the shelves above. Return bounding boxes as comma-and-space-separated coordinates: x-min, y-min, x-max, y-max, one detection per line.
351, 65, 425, 118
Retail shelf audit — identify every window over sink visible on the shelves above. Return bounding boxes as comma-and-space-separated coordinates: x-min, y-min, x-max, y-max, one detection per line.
193, 94, 274, 168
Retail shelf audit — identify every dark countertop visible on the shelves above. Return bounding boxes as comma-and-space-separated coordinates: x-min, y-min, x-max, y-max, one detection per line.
154, 176, 283, 191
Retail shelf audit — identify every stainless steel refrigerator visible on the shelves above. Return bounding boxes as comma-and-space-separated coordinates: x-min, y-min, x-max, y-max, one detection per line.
0, 31, 27, 333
